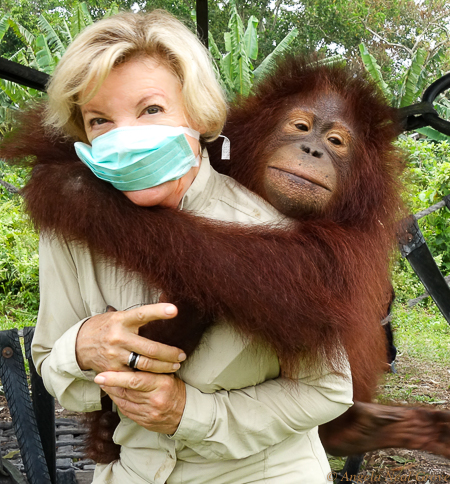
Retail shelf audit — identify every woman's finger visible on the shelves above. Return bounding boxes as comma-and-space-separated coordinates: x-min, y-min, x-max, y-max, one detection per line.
95, 370, 158, 391
121, 303, 178, 329
134, 354, 181, 373
126, 336, 186, 365
120, 350, 181, 372
100, 385, 149, 405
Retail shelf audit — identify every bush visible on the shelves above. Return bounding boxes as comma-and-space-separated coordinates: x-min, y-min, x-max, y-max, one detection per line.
0, 161, 39, 328
397, 137, 450, 274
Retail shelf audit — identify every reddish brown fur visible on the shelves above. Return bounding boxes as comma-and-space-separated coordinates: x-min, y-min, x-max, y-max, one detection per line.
1, 59, 406, 463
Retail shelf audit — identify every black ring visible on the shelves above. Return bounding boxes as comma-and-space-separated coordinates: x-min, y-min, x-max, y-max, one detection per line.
127, 351, 139, 369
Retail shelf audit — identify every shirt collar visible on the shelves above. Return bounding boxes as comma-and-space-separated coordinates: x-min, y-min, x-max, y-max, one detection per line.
179, 150, 213, 211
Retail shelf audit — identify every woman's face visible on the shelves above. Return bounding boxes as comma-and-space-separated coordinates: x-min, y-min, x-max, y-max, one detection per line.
81, 57, 202, 208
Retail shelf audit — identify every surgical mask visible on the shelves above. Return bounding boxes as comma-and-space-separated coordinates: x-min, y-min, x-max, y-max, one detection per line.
74, 125, 200, 191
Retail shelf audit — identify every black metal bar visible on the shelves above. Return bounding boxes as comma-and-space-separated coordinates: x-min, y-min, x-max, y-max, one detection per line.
444, 194, 450, 211
421, 72, 450, 135
24, 327, 57, 484
0, 57, 49, 92
334, 454, 364, 484
396, 101, 438, 132
399, 218, 450, 325
0, 329, 51, 484
196, 0, 208, 48
422, 72, 450, 104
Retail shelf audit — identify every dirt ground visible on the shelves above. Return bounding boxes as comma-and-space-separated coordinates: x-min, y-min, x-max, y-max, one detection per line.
336, 353, 450, 483
0, 353, 448, 483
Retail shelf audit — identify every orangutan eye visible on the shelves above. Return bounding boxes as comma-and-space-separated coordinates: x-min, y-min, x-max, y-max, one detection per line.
295, 123, 309, 131
328, 136, 343, 146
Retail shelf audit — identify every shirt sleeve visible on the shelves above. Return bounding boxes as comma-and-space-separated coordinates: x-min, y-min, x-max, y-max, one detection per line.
31, 235, 102, 412
170, 362, 353, 460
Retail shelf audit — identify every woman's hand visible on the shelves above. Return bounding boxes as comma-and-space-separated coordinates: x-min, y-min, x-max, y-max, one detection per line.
75, 303, 186, 374
94, 371, 186, 435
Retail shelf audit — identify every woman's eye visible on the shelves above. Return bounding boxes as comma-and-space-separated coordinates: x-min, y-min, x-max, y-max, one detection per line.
90, 118, 108, 127
328, 136, 343, 146
145, 105, 162, 115
295, 123, 309, 131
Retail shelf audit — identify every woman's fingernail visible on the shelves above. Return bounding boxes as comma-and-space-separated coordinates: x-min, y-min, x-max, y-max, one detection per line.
178, 353, 187, 362
95, 375, 106, 385
165, 305, 176, 315
172, 363, 181, 370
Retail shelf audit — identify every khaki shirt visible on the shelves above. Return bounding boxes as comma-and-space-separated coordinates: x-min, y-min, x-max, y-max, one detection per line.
32, 154, 353, 484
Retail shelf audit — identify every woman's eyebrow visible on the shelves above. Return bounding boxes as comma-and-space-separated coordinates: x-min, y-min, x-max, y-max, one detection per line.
82, 107, 107, 117
137, 93, 166, 106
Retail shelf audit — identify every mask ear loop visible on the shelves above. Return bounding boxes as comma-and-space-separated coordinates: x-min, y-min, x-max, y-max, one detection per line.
181, 126, 202, 167
219, 135, 230, 160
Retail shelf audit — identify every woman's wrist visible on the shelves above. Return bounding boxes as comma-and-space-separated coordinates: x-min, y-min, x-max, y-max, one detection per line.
75, 317, 93, 371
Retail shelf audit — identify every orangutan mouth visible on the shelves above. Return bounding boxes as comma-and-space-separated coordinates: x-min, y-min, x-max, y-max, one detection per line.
268, 166, 331, 191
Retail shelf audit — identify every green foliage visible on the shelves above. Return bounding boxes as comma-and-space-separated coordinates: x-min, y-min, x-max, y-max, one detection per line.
360, 42, 450, 145
0, 162, 39, 329
398, 48, 428, 108
0, 2, 119, 132
359, 43, 392, 100
359, 42, 430, 109
416, 95, 450, 142
389, 302, 450, 365
209, 0, 298, 99
397, 137, 450, 275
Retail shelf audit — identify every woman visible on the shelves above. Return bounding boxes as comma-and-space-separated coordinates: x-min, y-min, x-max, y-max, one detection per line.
28, 10, 352, 483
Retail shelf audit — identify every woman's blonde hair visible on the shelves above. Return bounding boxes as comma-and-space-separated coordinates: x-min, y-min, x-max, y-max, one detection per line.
45, 10, 227, 142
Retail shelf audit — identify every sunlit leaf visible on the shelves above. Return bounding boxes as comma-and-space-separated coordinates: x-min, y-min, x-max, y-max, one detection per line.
243, 16, 258, 60
0, 15, 10, 44
35, 34, 56, 74
38, 15, 66, 56
359, 43, 392, 103
103, 3, 119, 18
7, 18, 35, 47
400, 48, 427, 108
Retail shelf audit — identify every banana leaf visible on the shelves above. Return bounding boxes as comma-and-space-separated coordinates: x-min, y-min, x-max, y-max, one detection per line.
35, 34, 56, 74
38, 16, 66, 56
0, 16, 10, 44
243, 16, 258, 61
253, 27, 298, 83
400, 48, 427, 108
359, 43, 392, 102
59, 19, 73, 46
70, 2, 93, 38
208, 31, 222, 63
7, 19, 35, 48
416, 127, 450, 142
103, 4, 120, 18
0, 80, 31, 105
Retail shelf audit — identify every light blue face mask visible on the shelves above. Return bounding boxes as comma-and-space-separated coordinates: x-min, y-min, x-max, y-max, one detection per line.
74, 125, 201, 191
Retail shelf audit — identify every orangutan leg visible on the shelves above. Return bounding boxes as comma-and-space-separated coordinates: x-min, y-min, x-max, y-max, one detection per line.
319, 401, 450, 459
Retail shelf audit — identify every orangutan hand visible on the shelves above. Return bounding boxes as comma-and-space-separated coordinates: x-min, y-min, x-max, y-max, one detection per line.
94, 370, 186, 435
75, 303, 186, 374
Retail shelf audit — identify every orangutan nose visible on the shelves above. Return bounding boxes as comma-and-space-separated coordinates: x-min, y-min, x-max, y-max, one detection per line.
301, 144, 323, 158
